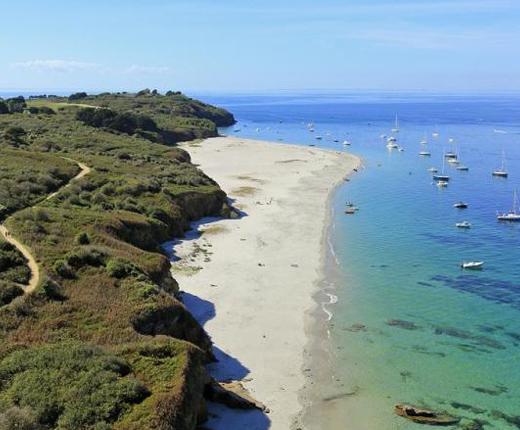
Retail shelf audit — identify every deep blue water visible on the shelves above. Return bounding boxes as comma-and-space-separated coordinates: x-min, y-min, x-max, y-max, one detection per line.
198, 92, 520, 429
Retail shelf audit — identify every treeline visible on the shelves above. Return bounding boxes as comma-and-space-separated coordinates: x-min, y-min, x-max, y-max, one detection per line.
76, 107, 158, 136
0, 96, 54, 115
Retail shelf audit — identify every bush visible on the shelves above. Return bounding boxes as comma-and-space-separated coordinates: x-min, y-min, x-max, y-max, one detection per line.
6, 97, 26, 113
37, 278, 66, 301
53, 260, 76, 279
0, 344, 149, 429
0, 101, 9, 115
66, 247, 106, 269
3, 126, 26, 141
106, 258, 139, 279
0, 282, 24, 306
75, 232, 90, 245
0, 406, 39, 430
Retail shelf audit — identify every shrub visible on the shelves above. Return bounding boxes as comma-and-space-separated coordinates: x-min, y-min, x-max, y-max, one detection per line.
75, 232, 90, 245
3, 126, 26, 141
53, 259, 76, 279
0, 101, 9, 114
6, 97, 26, 113
66, 247, 107, 269
0, 282, 24, 306
0, 406, 39, 430
37, 278, 66, 302
0, 344, 149, 428
106, 258, 139, 279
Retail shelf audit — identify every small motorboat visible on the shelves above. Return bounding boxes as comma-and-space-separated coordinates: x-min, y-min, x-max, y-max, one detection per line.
428, 167, 438, 173
444, 152, 457, 159
461, 261, 484, 270
419, 151, 431, 156
343, 140, 351, 146
454, 202, 468, 209
398, 147, 405, 152
456, 165, 469, 171
316, 136, 323, 140
456, 221, 471, 229
447, 158, 460, 165
436, 180, 449, 188
345, 207, 356, 215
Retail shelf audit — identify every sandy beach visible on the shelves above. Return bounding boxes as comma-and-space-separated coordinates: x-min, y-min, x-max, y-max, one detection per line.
170, 136, 360, 429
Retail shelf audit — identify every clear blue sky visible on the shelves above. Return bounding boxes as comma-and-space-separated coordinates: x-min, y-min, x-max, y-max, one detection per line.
1, 0, 520, 93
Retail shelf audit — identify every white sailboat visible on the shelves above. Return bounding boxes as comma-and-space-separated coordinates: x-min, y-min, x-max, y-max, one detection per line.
492, 150, 508, 178
497, 190, 520, 222
433, 154, 450, 182
391, 114, 400, 133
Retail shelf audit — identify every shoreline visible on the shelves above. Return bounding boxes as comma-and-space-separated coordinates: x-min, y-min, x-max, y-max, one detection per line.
170, 136, 360, 429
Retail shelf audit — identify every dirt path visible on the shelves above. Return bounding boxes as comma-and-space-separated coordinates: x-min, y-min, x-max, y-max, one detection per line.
0, 158, 91, 293
0, 225, 40, 293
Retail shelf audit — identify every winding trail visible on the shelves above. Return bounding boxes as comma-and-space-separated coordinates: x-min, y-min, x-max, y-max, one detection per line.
0, 158, 91, 294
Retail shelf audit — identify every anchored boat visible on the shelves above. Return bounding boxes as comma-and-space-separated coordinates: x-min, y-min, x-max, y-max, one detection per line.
497, 190, 520, 222
461, 261, 484, 270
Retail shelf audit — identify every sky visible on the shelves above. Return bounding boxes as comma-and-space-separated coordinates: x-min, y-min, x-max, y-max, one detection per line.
1, 0, 520, 93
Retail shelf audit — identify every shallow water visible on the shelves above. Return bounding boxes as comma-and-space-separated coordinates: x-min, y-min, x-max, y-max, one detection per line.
200, 91, 520, 429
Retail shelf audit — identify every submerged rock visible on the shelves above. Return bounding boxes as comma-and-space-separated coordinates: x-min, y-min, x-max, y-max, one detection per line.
395, 404, 460, 426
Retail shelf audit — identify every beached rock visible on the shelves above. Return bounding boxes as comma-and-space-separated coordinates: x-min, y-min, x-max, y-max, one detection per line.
395, 404, 460, 426
205, 379, 267, 411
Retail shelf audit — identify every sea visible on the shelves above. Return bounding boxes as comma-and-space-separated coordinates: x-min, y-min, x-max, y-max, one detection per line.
196, 91, 520, 429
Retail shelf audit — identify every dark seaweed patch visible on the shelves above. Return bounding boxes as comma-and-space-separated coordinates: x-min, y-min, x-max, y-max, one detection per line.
470, 385, 508, 396
431, 274, 520, 310
417, 280, 436, 288
455, 343, 493, 354
411, 344, 446, 358
450, 402, 486, 414
344, 323, 367, 332
387, 319, 420, 330
491, 410, 520, 428
434, 326, 505, 350
505, 332, 520, 343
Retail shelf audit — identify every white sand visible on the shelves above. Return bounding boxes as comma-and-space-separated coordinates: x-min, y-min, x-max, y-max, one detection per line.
170, 137, 359, 429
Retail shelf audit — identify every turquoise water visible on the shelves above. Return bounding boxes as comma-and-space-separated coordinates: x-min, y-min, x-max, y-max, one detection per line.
201, 92, 520, 429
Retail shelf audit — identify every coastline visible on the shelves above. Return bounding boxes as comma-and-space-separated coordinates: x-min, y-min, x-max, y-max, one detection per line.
169, 136, 360, 429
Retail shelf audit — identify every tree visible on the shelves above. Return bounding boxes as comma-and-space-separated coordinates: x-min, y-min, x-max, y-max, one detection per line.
6, 96, 26, 113
69, 92, 88, 101
0, 100, 8, 114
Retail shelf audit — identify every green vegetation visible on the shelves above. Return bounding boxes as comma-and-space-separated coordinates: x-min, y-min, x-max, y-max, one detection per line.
0, 91, 235, 429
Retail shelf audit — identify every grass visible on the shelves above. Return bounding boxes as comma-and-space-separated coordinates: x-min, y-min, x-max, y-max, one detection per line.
0, 91, 235, 429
